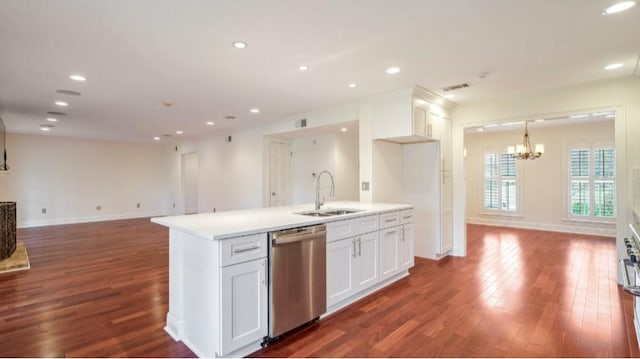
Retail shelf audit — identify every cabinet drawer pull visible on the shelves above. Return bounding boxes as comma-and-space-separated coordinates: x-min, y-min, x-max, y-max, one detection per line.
358, 237, 362, 256
384, 218, 396, 223
385, 230, 396, 235
352, 239, 357, 258
402, 215, 412, 220
233, 245, 260, 254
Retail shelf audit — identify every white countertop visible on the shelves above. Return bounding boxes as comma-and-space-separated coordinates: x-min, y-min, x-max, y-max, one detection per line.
151, 201, 412, 240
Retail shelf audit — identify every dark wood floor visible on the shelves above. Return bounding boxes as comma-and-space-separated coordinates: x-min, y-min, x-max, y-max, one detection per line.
0, 219, 637, 357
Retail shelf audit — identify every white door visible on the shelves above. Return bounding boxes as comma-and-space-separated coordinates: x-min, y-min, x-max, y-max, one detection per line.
439, 117, 453, 254
220, 258, 268, 355
268, 141, 292, 207
379, 226, 401, 281
326, 238, 356, 307
355, 232, 379, 290
400, 223, 415, 270
181, 152, 199, 214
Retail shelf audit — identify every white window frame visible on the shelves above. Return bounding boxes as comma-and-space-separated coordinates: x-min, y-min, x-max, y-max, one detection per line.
481, 147, 522, 216
567, 142, 616, 222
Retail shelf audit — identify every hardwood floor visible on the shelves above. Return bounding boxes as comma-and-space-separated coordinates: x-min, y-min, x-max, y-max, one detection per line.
0, 219, 636, 357
0, 218, 194, 358
255, 224, 636, 357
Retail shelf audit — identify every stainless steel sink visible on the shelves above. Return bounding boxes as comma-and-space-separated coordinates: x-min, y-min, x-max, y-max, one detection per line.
295, 208, 364, 217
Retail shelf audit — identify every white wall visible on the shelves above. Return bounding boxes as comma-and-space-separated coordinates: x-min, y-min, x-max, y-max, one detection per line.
182, 152, 199, 214
0, 133, 168, 227
451, 76, 640, 279
465, 120, 615, 236
334, 129, 359, 201
371, 140, 404, 203
291, 130, 359, 204
293, 134, 336, 204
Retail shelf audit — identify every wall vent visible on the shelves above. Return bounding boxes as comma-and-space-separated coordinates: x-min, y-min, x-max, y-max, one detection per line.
442, 82, 472, 92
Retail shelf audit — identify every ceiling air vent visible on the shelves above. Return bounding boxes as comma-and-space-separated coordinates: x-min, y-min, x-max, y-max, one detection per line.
47, 111, 67, 116
442, 82, 472, 92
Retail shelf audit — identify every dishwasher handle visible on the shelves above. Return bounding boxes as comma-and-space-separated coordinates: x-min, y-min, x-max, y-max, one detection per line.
272, 228, 326, 245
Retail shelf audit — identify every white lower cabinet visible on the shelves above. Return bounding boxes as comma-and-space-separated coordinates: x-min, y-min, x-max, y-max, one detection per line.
327, 232, 380, 307
220, 257, 268, 355
326, 237, 357, 306
379, 225, 401, 281
356, 232, 379, 288
400, 222, 414, 270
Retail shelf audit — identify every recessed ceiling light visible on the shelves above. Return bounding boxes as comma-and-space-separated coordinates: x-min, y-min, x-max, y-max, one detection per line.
55, 101, 68, 107
341, 127, 348, 132
477, 128, 484, 132
153, 136, 160, 141
233, 41, 247, 49
206, 121, 215, 126
176, 130, 183, 135
47, 118, 58, 122
250, 108, 260, 113
40, 124, 54, 131
298, 65, 309, 71
604, 63, 624, 70
69, 74, 87, 82
602, 1, 636, 15
386, 67, 401, 74
444, 94, 455, 99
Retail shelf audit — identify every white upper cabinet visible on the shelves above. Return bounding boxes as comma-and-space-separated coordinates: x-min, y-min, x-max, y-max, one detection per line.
371, 86, 450, 144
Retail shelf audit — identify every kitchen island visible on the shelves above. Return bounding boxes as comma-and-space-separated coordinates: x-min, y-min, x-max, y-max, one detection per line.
151, 201, 414, 358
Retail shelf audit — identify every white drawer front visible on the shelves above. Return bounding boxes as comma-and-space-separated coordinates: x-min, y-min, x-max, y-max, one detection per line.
356, 214, 379, 234
327, 219, 357, 243
379, 211, 400, 229
221, 233, 267, 267
400, 209, 414, 224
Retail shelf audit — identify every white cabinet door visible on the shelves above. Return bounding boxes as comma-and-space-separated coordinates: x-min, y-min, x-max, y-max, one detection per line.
379, 226, 401, 281
400, 223, 414, 270
413, 106, 427, 137
220, 258, 267, 355
355, 232, 379, 290
327, 238, 357, 307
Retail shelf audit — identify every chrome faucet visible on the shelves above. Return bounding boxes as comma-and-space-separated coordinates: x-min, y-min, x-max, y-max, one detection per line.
315, 170, 335, 211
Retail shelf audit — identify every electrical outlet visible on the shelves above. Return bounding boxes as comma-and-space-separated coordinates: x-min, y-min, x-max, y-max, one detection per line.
361, 181, 370, 191
213, 207, 216, 213
96, 205, 102, 211
41, 208, 46, 214
136, 203, 141, 208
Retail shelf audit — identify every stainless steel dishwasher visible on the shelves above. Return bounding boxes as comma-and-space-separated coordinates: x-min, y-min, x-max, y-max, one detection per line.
268, 224, 326, 338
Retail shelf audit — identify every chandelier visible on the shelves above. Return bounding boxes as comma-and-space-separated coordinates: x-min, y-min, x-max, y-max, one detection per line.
507, 122, 544, 160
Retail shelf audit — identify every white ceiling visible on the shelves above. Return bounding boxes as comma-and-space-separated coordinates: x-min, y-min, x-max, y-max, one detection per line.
0, 0, 638, 142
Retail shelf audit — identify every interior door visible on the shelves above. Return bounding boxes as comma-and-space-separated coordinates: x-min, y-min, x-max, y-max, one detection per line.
269, 141, 292, 207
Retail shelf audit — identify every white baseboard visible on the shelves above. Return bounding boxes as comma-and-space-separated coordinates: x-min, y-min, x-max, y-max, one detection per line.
466, 216, 616, 237
17, 211, 168, 229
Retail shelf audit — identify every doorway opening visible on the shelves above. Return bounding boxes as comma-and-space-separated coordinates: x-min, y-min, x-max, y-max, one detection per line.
463, 110, 616, 237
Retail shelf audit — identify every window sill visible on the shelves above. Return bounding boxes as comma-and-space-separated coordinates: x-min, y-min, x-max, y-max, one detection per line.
479, 211, 523, 218
562, 218, 615, 226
